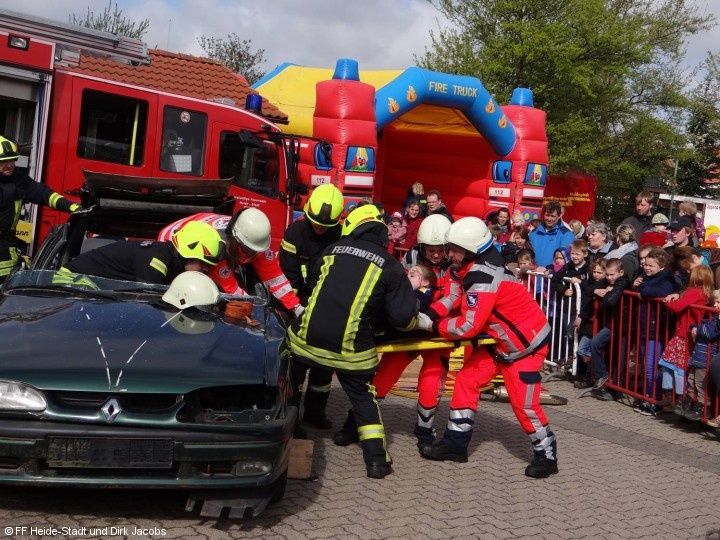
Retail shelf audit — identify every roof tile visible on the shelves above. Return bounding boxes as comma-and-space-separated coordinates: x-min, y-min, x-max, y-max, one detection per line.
65, 49, 288, 123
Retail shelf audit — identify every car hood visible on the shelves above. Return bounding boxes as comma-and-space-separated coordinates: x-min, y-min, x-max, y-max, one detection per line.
0, 295, 285, 393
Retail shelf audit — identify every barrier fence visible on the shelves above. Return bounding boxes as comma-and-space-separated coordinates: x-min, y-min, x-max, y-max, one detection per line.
526, 271, 720, 425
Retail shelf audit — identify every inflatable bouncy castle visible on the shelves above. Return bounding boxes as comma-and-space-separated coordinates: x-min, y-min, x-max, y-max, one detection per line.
255, 59, 549, 222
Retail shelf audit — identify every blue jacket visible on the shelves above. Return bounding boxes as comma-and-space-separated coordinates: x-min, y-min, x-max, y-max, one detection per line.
689, 314, 720, 369
529, 223, 576, 267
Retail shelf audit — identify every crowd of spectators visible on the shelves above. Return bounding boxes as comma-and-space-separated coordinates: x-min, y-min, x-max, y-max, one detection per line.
364, 183, 720, 428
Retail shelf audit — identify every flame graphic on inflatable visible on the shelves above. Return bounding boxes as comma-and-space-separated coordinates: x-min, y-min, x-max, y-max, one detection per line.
407, 86, 417, 102
388, 98, 400, 114
485, 100, 495, 114
498, 115, 507, 128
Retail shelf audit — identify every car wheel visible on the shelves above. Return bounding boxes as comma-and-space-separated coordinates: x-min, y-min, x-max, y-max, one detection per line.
269, 468, 288, 504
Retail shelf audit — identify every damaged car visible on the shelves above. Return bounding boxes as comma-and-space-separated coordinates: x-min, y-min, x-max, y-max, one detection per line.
0, 173, 295, 517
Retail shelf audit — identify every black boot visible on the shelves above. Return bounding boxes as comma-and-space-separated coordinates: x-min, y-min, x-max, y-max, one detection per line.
420, 440, 468, 463
414, 424, 435, 453
332, 409, 359, 446
524, 454, 558, 478
366, 462, 393, 479
303, 390, 332, 429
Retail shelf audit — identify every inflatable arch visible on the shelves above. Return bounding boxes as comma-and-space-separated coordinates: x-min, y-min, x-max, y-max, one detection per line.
254, 59, 548, 222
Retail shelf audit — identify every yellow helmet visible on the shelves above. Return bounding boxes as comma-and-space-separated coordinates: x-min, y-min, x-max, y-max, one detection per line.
304, 184, 344, 227
341, 204, 386, 237
171, 221, 223, 265
0, 136, 19, 162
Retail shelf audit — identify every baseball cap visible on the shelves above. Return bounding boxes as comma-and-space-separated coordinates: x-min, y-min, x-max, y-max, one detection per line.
651, 213, 669, 225
668, 217, 692, 230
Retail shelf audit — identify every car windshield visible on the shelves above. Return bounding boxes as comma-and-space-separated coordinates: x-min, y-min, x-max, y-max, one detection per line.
4, 269, 167, 296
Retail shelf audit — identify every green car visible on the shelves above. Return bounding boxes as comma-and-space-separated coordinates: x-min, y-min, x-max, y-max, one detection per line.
0, 175, 295, 517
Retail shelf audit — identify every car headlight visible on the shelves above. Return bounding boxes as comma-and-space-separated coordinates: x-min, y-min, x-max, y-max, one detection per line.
0, 381, 47, 411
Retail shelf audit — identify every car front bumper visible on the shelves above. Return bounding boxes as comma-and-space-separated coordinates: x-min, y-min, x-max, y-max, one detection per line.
0, 407, 296, 489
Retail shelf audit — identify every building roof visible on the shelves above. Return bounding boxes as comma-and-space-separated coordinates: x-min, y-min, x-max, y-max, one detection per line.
65, 49, 288, 124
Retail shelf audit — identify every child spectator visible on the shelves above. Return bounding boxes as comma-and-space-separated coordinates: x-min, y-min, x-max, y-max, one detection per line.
550, 240, 590, 367
502, 225, 534, 265
574, 259, 608, 388
678, 201, 705, 246
509, 248, 539, 285
684, 289, 720, 421
488, 224, 504, 253
511, 210, 526, 229
550, 247, 570, 275
640, 213, 670, 248
660, 265, 715, 415
387, 211, 408, 255
633, 248, 676, 415
407, 263, 437, 312
589, 258, 632, 400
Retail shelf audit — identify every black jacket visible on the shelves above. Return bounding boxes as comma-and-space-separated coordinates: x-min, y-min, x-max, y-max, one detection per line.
288, 223, 417, 373
279, 217, 341, 305
64, 240, 185, 284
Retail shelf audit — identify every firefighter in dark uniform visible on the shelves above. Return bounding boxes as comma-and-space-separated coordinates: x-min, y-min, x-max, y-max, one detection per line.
280, 184, 344, 431
288, 204, 418, 479
58, 221, 223, 284
0, 135, 79, 282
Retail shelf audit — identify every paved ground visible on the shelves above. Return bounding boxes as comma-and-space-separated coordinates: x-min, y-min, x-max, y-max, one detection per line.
0, 375, 719, 539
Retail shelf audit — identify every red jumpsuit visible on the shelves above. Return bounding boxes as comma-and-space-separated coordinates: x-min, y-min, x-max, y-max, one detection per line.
158, 213, 300, 310
372, 252, 460, 444
434, 249, 557, 462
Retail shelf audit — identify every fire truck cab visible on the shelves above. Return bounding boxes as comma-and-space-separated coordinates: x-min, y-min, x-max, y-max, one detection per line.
0, 9, 305, 254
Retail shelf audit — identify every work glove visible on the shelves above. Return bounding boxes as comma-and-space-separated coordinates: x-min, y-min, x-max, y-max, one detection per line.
292, 304, 305, 318
416, 312, 434, 331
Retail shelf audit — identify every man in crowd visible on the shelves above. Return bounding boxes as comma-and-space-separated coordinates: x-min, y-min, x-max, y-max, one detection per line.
425, 190, 454, 222
529, 201, 575, 267
620, 190, 655, 241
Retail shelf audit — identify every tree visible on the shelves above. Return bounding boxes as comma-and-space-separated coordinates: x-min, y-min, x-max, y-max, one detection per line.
69, 0, 149, 39
419, 0, 716, 225
198, 33, 266, 85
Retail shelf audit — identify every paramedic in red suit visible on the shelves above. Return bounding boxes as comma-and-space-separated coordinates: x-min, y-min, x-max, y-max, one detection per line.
333, 214, 460, 449
417, 216, 558, 478
158, 209, 302, 315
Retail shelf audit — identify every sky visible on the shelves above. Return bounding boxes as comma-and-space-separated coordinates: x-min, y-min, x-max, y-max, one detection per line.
2, 0, 719, 76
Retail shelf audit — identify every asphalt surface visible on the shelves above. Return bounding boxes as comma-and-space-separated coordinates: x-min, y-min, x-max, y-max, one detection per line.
0, 375, 719, 539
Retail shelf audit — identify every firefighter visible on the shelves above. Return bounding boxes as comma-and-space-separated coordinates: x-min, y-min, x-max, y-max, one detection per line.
0, 135, 79, 282
60, 221, 223, 284
333, 213, 460, 449
417, 216, 558, 479
279, 184, 344, 431
157, 209, 303, 316
288, 204, 418, 479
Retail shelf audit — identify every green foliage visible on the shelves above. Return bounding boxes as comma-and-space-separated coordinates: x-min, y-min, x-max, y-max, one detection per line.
69, 0, 149, 39
197, 33, 266, 85
419, 0, 718, 221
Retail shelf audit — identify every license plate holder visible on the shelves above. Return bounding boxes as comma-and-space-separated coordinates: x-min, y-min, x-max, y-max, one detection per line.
47, 437, 173, 468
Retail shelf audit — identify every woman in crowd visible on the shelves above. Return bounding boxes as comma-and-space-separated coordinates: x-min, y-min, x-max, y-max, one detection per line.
585, 221, 616, 264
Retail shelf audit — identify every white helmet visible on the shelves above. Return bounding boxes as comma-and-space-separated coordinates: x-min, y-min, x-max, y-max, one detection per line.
230, 207, 271, 253
417, 214, 452, 246
445, 216, 494, 254
162, 271, 220, 309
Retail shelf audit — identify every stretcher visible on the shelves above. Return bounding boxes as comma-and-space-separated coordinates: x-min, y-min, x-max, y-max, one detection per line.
376, 335, 567, 405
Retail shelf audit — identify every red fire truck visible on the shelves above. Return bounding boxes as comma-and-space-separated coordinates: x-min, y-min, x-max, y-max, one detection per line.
0, 8, 309, 254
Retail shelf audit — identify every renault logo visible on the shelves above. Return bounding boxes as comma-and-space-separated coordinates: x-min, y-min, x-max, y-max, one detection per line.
101, 398, 122, 422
